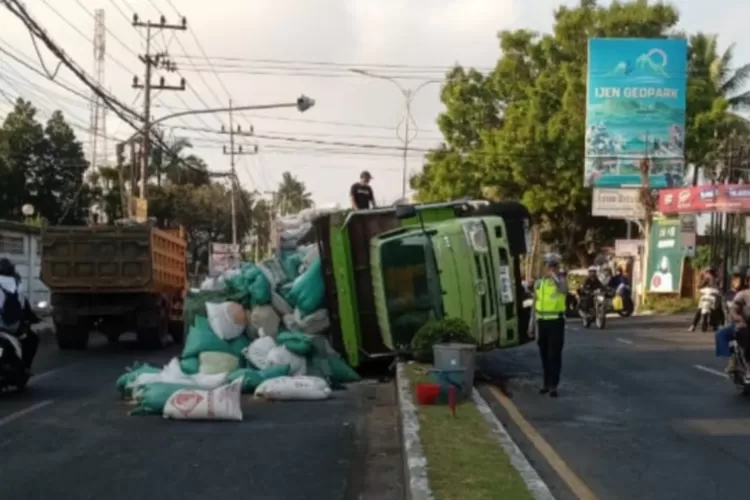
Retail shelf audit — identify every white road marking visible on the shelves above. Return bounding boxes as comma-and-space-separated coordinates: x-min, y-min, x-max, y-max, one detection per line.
0, 400, 54, 428
29, 366, 69, 385
693, 364, 727, 378
616, 338, 633, 345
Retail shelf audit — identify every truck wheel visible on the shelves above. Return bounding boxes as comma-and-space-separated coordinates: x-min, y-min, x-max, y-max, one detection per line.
169, 321, 185, 345
136, 304, 170, 350
55, 324, 89, 350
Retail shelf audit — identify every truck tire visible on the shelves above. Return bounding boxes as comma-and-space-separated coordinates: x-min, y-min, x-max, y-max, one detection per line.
169, 320, 185, 345
136, 301, 170, 350
55, 324, 89, 350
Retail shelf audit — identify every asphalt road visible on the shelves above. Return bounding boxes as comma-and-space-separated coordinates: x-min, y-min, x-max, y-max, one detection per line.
479, 314, 750, 500
0, 332, 402, 500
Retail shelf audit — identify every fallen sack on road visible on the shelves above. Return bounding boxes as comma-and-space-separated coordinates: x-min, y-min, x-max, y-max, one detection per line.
282, 308, 330, 335
181, 316, 236, 359
248, 305, 280, 337
254, 375, 331, 401
227, 364, 291, 393
206, 301, 247, 340
243, 336, 277, 370
266, 345, 307, 376
199, 351, 240, 375
163, 378, 244, 421
124, 358, 228, 396
276, 331, 314, 357
130, 382, 203, 415
116, 362, 161, 399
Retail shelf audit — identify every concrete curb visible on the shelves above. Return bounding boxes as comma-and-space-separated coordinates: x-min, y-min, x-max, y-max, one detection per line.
472, 388, 556, 500
395, 363, 434, 500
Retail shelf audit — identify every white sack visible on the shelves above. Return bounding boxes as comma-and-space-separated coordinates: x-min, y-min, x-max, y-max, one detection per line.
248, 305, 280, 337
271, 292, 294, 316
243, 336, 276, 369
265, 345, 307, 376
199, 351, 240, 375
163, 378, 243, 421
254, 376, 331, 401
128, 357, 228, 390
282, 308, 330, 335
206, 301, 247, 340
199, 277, 218, 290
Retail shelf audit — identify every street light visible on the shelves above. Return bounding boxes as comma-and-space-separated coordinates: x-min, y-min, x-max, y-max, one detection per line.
350, 69, 441, 197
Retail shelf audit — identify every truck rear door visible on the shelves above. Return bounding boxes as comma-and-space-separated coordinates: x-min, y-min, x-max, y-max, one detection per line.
41, 225, 152, 291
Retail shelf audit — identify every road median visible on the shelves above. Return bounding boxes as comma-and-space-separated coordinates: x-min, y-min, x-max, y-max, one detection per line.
397, 362, 549, 500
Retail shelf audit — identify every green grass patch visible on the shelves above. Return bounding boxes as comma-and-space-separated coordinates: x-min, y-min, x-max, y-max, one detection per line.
404, 363, 534, 500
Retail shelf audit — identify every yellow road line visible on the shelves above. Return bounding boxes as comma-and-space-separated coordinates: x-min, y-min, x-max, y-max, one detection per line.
487, 386, 598, 500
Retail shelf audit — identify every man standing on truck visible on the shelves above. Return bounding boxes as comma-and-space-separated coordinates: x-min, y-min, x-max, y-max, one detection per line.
528, 253, 568, 398
350, 170, 376, 209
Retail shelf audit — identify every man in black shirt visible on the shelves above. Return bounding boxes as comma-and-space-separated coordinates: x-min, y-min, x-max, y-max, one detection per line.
350, 170, 376, 209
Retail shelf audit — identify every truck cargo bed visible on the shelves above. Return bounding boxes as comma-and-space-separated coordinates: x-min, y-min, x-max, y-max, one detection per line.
41, 224, 186, 292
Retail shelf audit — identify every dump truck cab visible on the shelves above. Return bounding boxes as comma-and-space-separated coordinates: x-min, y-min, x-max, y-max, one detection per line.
313, 200, 532, 368
371, 210, 520, 353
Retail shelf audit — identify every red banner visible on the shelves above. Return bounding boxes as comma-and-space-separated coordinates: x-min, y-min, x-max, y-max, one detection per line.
658, 184, 750, 214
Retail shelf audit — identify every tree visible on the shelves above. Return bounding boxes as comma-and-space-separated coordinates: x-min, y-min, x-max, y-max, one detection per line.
276, 171, 313, 215
153, 136, 211, 187
412, 0, 745, 267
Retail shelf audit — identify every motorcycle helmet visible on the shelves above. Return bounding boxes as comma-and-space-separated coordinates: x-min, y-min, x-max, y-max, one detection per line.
0, 258, 15, 277
731, 265, 744, 276
587, 265, 597, 276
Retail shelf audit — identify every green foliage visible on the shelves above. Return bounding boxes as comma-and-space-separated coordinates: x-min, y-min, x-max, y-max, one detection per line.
411, 0, 750, 266
0, 99, 92, 224
642, 294, 696, 314
410, 317, 475, 363
276, 171, 313, 215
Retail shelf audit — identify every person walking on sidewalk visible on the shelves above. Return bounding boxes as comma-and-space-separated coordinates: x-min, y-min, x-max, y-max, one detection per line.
528, 253, 568, 398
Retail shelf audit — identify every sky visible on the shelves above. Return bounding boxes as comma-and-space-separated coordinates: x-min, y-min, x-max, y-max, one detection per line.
0, 0, 748, 208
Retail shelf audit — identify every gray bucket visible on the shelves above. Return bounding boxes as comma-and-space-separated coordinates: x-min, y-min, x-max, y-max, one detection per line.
432, 343, 477, 398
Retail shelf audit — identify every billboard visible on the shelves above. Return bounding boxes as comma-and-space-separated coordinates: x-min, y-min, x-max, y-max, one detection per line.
584, 38, 688, 188
647, 218, 683, 293
658, 184, 750, 214
591, 188, 645, 218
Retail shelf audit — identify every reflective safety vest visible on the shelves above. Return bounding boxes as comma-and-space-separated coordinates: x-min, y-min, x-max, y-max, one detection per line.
535, 278, 566, 320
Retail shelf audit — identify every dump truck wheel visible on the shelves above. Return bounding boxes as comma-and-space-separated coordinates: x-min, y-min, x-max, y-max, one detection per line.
55, 324, 88, 350
136, 304, 170, 350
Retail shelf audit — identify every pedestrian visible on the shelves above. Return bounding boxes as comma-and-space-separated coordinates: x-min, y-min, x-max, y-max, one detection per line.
350, 170, 376, 210
528, 253, 568, 398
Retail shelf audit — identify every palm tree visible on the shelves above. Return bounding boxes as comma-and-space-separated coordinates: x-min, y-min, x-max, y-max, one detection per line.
689, 33, 750, 112
152, 136, 210, 186
275, 171, 313, 215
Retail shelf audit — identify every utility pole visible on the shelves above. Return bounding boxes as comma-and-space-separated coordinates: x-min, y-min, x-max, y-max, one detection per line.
222, 99, 258, 246
131, 14, 187, 213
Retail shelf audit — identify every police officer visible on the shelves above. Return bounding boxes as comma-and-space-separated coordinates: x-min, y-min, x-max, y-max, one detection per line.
528, 253, 568, 398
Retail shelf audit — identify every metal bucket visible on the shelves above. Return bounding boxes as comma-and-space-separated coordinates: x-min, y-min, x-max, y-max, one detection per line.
432, 343, 476, 398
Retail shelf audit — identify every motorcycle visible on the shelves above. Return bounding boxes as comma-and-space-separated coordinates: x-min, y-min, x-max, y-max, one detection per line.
0, 300, 46, 393
728, 340, 750, 396
697, 287, 722, 332
577, 289, 595, 328
594, 288, 615, 330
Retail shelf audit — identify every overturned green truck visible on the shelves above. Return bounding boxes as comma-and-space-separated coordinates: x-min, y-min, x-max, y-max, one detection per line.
307, 200, 533, 368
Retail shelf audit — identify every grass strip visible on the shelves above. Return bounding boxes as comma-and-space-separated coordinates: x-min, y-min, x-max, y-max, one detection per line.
404, 363, 534, 500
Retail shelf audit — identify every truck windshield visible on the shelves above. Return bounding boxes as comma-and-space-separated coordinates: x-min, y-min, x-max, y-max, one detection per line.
381, 232, 444, 347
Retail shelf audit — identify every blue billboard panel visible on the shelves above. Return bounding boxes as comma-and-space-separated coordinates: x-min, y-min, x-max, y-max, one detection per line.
584, 38, 687, 188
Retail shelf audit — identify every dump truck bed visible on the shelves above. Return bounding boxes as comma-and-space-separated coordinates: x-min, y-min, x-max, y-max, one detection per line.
41, 224, 186, 293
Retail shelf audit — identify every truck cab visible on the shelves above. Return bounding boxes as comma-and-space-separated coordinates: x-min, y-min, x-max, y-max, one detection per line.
313, 200, 532, 367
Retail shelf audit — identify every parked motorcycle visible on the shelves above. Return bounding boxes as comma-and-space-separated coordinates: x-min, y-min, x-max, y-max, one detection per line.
698, 287, 722, 332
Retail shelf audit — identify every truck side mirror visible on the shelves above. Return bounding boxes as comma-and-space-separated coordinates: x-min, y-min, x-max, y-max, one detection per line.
395, 204, 417, 220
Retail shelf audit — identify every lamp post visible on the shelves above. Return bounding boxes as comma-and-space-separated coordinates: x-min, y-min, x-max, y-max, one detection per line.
350, 69, 440, 197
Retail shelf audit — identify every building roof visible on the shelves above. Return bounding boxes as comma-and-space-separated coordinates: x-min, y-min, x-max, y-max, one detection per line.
0, 220, 42, 235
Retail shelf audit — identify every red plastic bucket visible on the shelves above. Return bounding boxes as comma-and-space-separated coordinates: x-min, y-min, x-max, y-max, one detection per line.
415, 383, 441, 405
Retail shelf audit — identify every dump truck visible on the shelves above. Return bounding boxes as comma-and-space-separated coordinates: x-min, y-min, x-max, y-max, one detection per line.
309, 200, 533, 368
40, 223, 187, 350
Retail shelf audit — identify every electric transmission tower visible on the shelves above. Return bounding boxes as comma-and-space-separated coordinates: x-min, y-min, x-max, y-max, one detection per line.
88, 8, 107, 172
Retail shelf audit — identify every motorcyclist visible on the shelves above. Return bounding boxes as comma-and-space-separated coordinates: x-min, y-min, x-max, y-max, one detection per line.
689, 266, 721, 332
581, 266, 603, 294
716, 266, 750, 372
0, 258, 40, 374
